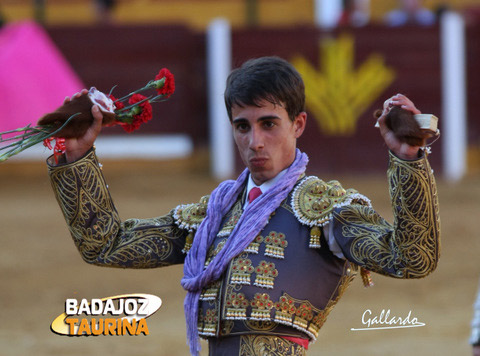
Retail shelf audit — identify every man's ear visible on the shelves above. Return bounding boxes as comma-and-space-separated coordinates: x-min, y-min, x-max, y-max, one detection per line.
294, 112, 307, 138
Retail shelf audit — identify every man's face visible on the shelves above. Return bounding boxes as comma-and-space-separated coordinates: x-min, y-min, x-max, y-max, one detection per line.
231, 100, 306, 185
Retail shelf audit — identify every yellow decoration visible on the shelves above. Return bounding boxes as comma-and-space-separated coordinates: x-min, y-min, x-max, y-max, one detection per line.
183, 231, 194, 253
292, 176, 371, 228
309, 226, 321, 248
361, 268, 374, 288
291, 34, 395, 136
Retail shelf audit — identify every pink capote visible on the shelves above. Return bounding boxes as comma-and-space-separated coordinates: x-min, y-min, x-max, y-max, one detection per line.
0, 21, 83, 132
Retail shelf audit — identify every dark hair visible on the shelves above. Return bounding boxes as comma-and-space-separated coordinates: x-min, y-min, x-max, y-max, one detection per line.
224, 56, 305, 121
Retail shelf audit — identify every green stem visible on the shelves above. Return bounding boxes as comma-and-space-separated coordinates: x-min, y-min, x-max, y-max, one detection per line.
0, 129, 43, 143
116, 95, 153, 113
115, 82, 154, 102
0, 113, 80, 161
149, 94, 170, 104
0, 124, 36, 136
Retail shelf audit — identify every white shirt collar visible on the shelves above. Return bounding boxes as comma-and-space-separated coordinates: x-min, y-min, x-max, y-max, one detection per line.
244, 169, 288, 209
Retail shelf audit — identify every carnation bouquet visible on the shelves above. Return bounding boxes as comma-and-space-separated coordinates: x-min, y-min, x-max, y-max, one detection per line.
0, 68, 175, 163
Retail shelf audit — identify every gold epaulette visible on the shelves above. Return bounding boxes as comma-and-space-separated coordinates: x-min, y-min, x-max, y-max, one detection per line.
291, 176, 371, 248
173, 195, 209, 253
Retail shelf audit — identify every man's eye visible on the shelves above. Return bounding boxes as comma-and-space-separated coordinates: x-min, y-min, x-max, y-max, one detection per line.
236, 124, 249, 131
263, 121, 275, 128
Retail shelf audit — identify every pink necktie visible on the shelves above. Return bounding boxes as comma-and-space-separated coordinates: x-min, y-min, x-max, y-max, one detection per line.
248, 187, 262, 203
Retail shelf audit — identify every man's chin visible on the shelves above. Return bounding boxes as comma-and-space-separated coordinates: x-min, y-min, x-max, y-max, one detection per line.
249, 170, 273, 185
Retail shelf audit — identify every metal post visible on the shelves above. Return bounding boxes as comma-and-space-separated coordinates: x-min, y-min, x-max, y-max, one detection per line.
314, 0, 343, 28
207, 18, 234, 180
440, 11, 467, 181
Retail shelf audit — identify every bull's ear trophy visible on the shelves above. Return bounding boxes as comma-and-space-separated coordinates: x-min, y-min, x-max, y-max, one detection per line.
374, 107, 440, 147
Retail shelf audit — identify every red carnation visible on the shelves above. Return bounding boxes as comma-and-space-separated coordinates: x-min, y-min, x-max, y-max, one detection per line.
109, 94, 125, 110
120, 94, 153, 133
120, 120, 142, 133
129, 94, 152, 123
155, 68, 175, 98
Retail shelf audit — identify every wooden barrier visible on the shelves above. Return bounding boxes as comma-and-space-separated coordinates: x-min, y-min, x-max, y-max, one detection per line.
46, 24, 480, 173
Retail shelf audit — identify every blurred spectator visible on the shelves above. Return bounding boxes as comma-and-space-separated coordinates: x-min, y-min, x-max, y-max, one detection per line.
339, 0, 370, 27
94, 0, 116, 24
434, 3, 450, 19
384, 0, 435, 27
34, 0, 45, 24
0, 8, 5, 28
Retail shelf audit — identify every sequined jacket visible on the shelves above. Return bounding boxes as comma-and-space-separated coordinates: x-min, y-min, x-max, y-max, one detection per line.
47, 149, 440, 342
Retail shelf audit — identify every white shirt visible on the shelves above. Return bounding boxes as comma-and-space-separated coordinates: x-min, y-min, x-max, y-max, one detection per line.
243, 171, 345, 259
243, 169, 287, 209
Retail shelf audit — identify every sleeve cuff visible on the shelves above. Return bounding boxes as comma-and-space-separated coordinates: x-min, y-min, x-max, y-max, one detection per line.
46, 147, 96, 169
389, 149, 425, 163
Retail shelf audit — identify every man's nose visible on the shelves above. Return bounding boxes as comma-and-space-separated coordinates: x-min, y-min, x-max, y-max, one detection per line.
249, 128, 264, 150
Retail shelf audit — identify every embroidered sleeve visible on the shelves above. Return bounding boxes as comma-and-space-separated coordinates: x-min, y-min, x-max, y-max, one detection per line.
331, 151, 440, 279
48, 149, 188, 268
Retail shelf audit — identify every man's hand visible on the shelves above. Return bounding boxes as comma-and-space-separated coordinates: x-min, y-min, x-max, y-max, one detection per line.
63, 89, 104, 163
377, 93, 422, 160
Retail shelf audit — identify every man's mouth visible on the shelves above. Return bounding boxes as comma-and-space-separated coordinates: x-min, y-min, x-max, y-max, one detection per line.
249, 157, 268, 168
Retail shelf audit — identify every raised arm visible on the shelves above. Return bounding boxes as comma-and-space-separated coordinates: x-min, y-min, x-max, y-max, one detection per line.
331, 95, 440, 278
48, 149, 189, 268
47, 92, 194, 268
332, 151, 440, 278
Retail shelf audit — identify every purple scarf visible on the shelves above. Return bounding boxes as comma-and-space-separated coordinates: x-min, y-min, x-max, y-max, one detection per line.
181, 149, 308, 355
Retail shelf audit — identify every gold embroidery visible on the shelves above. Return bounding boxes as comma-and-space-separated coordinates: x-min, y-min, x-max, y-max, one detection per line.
173, 195, 209, 252
273, 294, 320, 339
245, 235, 264, 254
274, 295, 296, 325
264, 231, 288, 259
183, 231, 194, 253
253, 261, 278, 289
293, 304, 314, 331
239, 335, 306, 356
202, 309, 218, 336
48, 150, 185, 268
173, 195, 209, 230
268, 263, 356, 341
334, 152, 440, 278
310, 266, 356, 338
225, 292, 249, 320
231, 257, 255, 285
217, 199, 243, 237
200, 281, 221, 301
220, 320, 234, 336
205, 238, 227, 267
250, 293, 274, 321
244, 319, 277, 332
360, 267, 374, 287
309, 226, 322, 248
199, 280, 223, 338
291, 176, 371, 228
